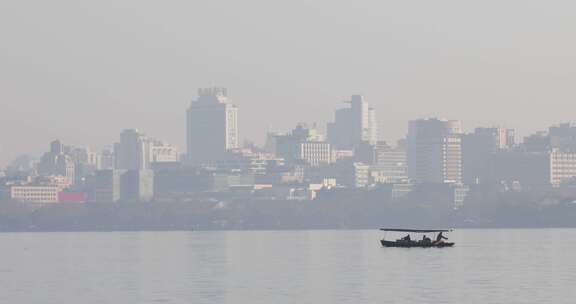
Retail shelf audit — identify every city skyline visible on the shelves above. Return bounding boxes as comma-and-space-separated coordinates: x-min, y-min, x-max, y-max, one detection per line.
2, 85, 576, 167
3, 1, 576, 166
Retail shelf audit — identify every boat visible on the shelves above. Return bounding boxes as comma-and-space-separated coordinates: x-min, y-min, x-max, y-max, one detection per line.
380, 228, 455, 248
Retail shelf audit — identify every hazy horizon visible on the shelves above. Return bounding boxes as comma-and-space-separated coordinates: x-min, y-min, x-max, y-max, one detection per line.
2, 0, 576, 166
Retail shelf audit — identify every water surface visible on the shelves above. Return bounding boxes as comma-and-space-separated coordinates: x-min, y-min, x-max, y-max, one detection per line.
0, 229, 574, 304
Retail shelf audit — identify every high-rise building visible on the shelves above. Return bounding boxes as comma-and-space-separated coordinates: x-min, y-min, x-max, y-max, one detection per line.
37, 140, 75, 186
115, 129, 151, 170
99, 148, 115, 170
407, 118, 462, 184
462, 127, 515, 184
327, 95, 377, 149
68, 147, 101, 185
186, 87, 238, 165
372, 141, 408, 183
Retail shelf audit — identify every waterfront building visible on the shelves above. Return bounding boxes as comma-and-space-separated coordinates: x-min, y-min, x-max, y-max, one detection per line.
10, 185, 60, 203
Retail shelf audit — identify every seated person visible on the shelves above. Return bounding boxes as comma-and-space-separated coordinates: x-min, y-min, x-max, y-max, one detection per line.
421, 235, 431, 244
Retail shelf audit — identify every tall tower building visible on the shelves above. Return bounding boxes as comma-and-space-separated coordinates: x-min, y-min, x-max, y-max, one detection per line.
37, 140, 75, 185
462, 127, 515, 184
327, 95, 377, 149
115, 129, 150, 170
186, 87, 238, 165
407, 118, 462, 184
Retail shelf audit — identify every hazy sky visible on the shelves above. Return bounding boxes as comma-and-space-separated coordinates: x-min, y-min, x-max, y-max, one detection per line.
2, 1, 576, 166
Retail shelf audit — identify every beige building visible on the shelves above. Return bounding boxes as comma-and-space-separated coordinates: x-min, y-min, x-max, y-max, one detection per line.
549, 149, 576, 187
10, 186, 59, 203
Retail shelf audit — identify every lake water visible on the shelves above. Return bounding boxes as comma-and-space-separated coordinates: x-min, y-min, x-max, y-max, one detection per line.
0, 229, 575, 304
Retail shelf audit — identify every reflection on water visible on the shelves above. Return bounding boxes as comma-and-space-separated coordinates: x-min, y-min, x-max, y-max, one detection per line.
0, 229, 575, 304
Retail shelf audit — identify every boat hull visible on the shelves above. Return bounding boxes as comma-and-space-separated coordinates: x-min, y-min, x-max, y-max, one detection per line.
380, 240, 454, 248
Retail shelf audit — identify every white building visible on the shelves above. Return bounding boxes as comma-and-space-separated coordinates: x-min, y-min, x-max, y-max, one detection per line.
299, 142, 332, 167
10, 186, 59, 203
346, 162, 370, 188
407, 118, 462, 184
187, 87, 239, 165
150, 141, 179, 163
549, 149, 576, 187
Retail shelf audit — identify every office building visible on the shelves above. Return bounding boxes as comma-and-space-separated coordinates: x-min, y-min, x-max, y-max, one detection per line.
115, 129, 151, 170
372, 142, 408, 183
462, 127, 515, 184
187, 87, 238, 165
327, 95, 378, 149
407, 118, 462, 184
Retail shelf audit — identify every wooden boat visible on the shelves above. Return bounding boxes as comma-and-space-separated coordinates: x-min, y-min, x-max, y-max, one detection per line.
380, 228, 454, 248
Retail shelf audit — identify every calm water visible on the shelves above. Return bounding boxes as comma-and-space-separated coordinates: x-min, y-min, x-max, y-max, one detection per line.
0, 229, 575, 304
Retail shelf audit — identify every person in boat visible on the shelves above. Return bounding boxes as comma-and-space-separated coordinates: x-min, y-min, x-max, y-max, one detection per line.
421, 235, 431, 244
401, 234, 411, 241
434, 232, 448, 244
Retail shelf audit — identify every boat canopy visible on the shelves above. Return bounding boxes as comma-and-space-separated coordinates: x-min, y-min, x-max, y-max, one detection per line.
379, 228, 452, 233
